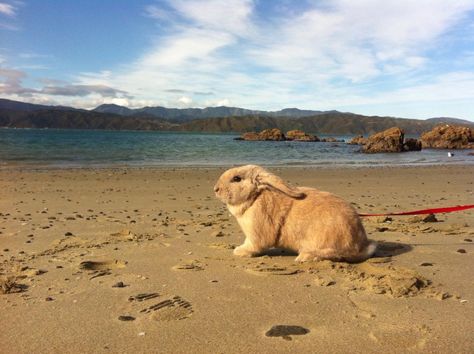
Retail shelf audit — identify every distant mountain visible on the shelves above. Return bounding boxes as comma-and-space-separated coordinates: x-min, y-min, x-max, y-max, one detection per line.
0, 98, 84, 112
425, 117, 473, 125
92, 104, 328, 122
1, 98, 472, 134
0, 108, 176, 131
176, 113, 473, 135
93, 103, 134, 116
93, 104, 264, 122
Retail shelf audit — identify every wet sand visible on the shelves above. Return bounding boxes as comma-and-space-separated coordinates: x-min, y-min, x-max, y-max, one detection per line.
1, 165, 473, 353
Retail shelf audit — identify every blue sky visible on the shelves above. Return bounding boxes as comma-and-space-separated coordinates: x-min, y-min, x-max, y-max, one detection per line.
1, 0, 474, 121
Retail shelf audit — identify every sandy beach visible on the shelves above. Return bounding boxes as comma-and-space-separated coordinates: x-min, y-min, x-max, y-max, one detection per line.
1, 165, 473, 353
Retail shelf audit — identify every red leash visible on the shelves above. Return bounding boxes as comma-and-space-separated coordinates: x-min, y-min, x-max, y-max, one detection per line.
359, 204, 474, 217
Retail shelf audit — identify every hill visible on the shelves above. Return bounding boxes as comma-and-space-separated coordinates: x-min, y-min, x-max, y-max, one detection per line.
92, 104, 326, 122
0, 108, 176, 131
0, 98, 472, 134
175, 112, 464, 135
0, 98, 84, 112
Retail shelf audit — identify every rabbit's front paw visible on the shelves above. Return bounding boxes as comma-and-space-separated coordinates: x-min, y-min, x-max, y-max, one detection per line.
233, 245, 258, 257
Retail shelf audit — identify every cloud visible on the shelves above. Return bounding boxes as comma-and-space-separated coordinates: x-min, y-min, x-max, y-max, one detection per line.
177, 96, 193, 107
0, 67, 35, 95
169, 0, 254, 35
0, 66, 131, 106
5, 0, 474, 120
41, 84, 130, 98
0, 3, 15, 16
165, 89, 187, 94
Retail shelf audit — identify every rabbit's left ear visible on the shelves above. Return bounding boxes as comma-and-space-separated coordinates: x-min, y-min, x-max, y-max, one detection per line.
255, 169, 306, 199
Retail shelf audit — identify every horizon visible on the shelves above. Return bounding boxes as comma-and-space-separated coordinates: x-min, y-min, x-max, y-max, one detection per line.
1, 1, 474, 122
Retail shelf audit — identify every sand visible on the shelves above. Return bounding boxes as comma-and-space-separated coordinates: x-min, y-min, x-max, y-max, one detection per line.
0, 165, 473, 353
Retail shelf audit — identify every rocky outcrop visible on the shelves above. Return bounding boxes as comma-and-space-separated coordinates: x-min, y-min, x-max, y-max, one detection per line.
362, 127, 405, 153
348, 135, 367, 145
239, 132, 260, 141
239, 128, 322, 142
362, 127, 423, 153
286, 130, 319, 142
420, 125, 474, 149
258, 128, 286, 141
239, 128, 286, 141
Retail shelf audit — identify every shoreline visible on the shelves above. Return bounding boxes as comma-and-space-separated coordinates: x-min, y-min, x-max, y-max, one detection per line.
1, 160, 474, 172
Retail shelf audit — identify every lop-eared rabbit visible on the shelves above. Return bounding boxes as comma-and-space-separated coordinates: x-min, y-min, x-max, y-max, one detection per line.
214, 165, 376, 262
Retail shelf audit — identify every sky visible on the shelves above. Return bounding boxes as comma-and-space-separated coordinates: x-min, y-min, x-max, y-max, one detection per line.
1, 0, 474, 121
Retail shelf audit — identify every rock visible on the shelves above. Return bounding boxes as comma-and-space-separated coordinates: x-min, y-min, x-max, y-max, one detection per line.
240, 129, 286, 141
314, 275, 336, 286
112, 281, 125, 288
457, 249, 467, 254
408, 214, 438, 223
64, 232, 73, 236
420, 125, 474, 149
436, 292, 451, 300
348, 135, 367, 145
403, 138, 422, 151
211, 231, 224, 237
375, 216, 393, 223
240, 132, 260, 141
286, 130, 319, 142
118, 315, 136, 321
362, 127, 405, 153
265, 325, 310, 340
258, 128, 286, 141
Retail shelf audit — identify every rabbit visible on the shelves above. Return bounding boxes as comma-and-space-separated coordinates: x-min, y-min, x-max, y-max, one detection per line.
214, 165, 376, 263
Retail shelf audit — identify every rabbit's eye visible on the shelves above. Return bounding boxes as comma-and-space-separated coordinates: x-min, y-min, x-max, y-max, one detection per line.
231, 176, 242, 183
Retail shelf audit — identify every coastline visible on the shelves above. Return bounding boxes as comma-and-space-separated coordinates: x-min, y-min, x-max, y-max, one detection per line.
1, 165, 473, 353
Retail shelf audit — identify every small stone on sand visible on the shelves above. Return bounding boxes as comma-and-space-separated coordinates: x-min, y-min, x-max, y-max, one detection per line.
118, 315, 135, 321
265, 325, 310, 340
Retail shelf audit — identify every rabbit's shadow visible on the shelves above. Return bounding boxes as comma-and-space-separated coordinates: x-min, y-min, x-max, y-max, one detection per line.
373, 241, 412, 257
263, 248, 297, 257
260, 240, 412, 258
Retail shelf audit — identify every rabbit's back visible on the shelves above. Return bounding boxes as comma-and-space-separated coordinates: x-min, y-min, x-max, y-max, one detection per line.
278, 188, 368, 254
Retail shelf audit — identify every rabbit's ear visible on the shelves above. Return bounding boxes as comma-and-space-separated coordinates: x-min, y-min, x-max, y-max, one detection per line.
255, 169, 305, 199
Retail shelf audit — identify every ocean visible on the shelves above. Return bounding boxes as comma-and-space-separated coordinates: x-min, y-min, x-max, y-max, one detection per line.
1, 128, 472, 168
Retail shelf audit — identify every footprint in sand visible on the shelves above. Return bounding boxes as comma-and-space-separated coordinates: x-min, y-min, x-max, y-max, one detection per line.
79, 260, 127, 271
79, 260, 127, 279
208, 242, 236, 250
338, 262, 434, 298
246, 264, 300, 276
172, 261, 204, 271
140, 295, 193, 321
128, 293, 160, 302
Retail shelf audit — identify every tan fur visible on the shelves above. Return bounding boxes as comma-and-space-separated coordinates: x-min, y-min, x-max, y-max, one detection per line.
214, 165, 376, 263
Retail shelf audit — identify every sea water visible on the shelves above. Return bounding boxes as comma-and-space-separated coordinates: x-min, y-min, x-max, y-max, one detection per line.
0, 128, 472, 168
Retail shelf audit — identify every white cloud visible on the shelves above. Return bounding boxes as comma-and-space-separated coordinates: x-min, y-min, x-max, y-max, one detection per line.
6, 0, 474, 120
169, 0, 254, 35
139, 28, 234, 68
177, 95, 193, 107
0, 3, 15, 16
